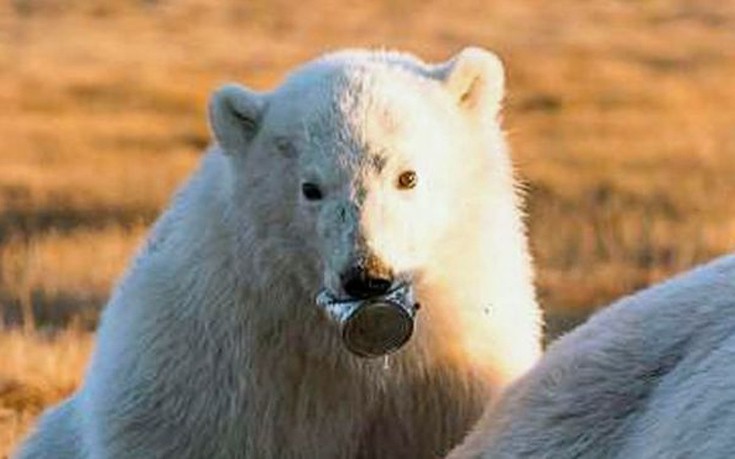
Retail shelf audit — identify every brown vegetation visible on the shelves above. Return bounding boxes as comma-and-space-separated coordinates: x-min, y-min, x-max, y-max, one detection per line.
1, 0, 734, 455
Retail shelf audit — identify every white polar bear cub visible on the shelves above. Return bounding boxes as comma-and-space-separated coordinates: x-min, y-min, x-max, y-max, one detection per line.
17, 48, 542, 458
450, 254, 735, 459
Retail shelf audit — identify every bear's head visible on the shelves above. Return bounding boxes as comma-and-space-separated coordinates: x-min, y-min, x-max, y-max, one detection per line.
209, 48, 508, 356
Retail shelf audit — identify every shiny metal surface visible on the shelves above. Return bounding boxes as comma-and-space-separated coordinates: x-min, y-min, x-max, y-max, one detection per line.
316, 285, 417, 358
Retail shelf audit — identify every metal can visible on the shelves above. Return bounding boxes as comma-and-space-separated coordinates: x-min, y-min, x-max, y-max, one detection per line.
316, 285, 417, 358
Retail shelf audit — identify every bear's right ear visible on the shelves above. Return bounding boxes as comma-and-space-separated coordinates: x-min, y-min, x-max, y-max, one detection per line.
208, 83, 266, 156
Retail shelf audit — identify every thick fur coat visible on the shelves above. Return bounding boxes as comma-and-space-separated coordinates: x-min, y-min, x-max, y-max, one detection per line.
18, 48, 541, 458
450, 254, 735, 459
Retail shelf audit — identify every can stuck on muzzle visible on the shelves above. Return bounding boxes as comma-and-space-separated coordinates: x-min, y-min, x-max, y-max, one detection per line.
316, 285, 418, 358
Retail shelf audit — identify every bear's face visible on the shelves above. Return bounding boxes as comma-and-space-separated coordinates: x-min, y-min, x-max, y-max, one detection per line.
277, 69, 465, 298
209, 48, 505, 303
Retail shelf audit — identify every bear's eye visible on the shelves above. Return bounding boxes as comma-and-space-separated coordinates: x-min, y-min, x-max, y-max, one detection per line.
301, 183, 323, 201
397, 170, 418, 190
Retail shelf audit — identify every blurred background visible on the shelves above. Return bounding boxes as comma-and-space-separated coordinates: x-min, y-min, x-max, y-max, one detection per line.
1, 0, 734, 454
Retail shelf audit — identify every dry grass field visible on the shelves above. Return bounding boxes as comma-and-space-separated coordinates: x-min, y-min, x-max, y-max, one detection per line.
1, 0, 734, 455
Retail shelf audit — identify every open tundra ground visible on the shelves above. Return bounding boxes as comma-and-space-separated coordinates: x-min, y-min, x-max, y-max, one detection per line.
1, 0, 734, 455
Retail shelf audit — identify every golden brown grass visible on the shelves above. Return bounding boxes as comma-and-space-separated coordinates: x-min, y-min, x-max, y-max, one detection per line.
0, 329, 93, 458
1, 0, 734, 455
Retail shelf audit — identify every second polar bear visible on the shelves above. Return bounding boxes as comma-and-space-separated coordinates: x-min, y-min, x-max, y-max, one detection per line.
450, 254, 735, 459
18, 48, 542, 458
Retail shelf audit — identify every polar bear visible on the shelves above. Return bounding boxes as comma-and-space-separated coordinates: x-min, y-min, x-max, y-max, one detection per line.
17, 47, 542, 458
449, 254, 735, 459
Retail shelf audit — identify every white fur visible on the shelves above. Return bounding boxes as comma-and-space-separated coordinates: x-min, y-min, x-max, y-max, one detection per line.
449, 254, 735, 459
17, 48, 541, 458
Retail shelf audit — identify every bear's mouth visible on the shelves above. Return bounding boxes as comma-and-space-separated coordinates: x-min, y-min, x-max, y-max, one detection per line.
316, 284, 418, 358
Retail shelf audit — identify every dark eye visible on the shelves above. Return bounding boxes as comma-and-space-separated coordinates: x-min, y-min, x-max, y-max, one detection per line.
301, 183, 323, 201
397, 170, 418, 190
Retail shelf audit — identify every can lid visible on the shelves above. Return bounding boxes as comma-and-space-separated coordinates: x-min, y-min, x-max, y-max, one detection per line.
342, 300, 414, 358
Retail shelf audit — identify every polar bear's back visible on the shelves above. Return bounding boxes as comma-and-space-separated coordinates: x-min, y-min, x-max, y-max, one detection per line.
539, 254, 735, 457
618, 314, 735, 457
450, 254, 735, 458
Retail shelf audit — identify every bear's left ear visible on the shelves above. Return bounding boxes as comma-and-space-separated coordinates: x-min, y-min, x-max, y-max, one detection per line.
208, 83, 267, 156
431, 47, 505, 116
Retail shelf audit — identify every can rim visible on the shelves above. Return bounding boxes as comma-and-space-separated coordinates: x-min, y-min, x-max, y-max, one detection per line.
341, 299, 415, 358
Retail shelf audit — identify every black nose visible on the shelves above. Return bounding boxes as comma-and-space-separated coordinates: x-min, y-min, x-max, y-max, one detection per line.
341, 267, 393, 299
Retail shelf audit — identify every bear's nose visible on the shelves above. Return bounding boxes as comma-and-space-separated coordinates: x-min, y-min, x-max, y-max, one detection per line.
341, 267, 393, 299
